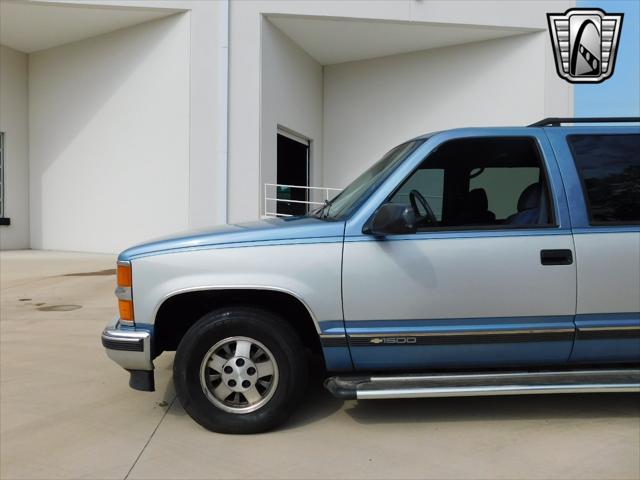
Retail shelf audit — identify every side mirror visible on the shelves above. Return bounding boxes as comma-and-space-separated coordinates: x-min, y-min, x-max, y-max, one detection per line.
365, 203, 417, 236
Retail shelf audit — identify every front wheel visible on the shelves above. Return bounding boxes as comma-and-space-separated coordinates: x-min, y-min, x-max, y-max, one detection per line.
173, 307, 308, 434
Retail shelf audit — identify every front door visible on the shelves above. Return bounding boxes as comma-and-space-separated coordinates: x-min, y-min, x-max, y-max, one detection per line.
342, 134, 577, 370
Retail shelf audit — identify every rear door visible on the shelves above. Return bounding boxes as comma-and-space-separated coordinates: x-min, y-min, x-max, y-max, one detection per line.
547, 128, 640, 363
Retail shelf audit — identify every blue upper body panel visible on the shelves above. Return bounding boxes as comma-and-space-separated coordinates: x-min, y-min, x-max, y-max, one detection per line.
118, 216, 345, 262
119, 124, 639, 262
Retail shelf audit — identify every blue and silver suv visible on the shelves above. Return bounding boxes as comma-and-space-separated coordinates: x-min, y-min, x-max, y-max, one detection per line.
103, 117, 640, 433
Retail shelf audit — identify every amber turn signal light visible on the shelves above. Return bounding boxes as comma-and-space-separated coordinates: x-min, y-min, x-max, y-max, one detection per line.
117, 263, 132, 287
119, 299, 134, 321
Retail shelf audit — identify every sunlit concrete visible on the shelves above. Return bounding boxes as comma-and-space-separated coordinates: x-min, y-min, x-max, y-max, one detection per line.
1, 251, 638, 479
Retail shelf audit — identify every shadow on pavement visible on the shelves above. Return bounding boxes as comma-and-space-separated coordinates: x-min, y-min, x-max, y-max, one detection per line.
282, 370, 345, 430
344, 392, 640, 425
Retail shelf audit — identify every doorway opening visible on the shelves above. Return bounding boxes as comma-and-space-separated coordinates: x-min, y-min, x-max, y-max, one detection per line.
276, 128, 310, 216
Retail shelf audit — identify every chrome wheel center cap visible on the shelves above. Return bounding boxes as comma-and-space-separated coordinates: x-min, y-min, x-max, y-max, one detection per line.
220, 356, 257, 393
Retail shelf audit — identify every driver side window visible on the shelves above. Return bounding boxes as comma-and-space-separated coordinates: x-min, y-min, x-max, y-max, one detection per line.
390, 169, 444, 221
387, 137, 554, 231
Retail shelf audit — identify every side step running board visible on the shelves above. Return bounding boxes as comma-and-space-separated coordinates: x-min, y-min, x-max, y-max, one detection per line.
324, 369, 640, 400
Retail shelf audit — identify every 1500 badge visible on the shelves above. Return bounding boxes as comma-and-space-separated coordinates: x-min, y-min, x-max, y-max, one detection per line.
370, 337, 417, 344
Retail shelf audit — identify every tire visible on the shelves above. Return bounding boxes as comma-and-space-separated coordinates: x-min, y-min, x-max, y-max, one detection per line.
173, 306, 308, 434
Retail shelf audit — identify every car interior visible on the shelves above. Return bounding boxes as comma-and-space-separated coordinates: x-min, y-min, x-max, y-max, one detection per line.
389, 137, 553, 230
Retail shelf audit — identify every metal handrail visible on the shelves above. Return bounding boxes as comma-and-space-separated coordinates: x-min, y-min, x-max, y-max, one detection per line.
265, 197, 326, 206
264, 183, 342, 217
264, 183, 342, 192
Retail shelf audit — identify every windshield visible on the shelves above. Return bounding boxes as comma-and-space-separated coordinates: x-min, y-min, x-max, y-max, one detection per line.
317, 140, 423, 220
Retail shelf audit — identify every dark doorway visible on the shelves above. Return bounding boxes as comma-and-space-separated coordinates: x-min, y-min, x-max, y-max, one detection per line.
277, 132, 309, 216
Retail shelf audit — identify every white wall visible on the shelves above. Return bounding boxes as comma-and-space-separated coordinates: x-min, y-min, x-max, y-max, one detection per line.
0, 45, 30, 250
63, 0, 227, 230
228, 0, 574, 222
4, 0, 575, 242
28, 14, 190, 253
260, 19, 323, 212
323, 33, 573, 188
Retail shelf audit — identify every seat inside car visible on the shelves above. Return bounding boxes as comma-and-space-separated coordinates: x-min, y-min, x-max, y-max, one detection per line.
505, 182, 548, 225
453, 188, 496, 225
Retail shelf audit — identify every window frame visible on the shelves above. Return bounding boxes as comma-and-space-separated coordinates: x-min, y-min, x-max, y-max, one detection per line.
379, 136, 558, 233
567, 133, 640, 227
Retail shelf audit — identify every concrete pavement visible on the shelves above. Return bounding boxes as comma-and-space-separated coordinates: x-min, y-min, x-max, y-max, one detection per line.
1, 250, 639, 479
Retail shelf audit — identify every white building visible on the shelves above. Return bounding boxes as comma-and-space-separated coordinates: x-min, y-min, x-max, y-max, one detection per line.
0, 0, 573, 253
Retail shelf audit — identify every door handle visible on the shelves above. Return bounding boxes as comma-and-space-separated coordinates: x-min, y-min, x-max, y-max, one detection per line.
540, 249, 573, 265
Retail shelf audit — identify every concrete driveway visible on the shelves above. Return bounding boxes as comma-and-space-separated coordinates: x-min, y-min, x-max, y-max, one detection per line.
1, 250, 639, 480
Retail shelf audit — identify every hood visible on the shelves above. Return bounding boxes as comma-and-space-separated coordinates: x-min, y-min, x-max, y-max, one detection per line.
118, 216, 344, 261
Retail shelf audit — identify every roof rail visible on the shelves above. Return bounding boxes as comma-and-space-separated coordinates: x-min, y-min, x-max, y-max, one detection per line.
528, 117, 640, 127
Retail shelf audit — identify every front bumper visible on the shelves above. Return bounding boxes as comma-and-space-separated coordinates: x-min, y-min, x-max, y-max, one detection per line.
102, 318, 155, 391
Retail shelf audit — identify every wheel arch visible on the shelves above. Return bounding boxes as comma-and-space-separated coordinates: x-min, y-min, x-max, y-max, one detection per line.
153, 287, 323, 361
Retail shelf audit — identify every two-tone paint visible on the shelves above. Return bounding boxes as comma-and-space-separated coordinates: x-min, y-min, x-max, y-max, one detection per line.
105, 125, 640, 379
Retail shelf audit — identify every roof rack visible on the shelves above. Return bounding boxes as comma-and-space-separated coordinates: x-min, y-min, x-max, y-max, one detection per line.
528, 117, 640, 127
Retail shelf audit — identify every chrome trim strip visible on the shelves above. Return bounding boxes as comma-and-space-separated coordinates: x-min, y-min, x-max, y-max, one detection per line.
349, 334, 573, 346
355, 369, 640, 399
103, 335, 140, 344
347, 328, 575, 338
102, 328, 149, 341
356, 384, 640, 399
578, 326, 640, 331
369, 369, 638, 382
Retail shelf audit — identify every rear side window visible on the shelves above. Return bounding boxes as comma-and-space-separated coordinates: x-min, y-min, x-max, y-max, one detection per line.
568, 134, 640, 225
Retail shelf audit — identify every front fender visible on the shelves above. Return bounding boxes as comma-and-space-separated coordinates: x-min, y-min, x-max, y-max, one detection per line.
130, 241, 344, 332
